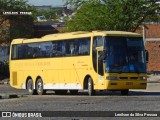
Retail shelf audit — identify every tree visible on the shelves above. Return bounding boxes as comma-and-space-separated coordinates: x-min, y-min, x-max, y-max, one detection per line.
32, 8, 63, 20
0, 0, 32, 25
65, 0, 160, 32
0, 0, 35, 43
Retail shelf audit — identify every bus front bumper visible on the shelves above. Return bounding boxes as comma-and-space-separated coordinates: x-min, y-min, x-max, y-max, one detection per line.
105, 80, 147, 90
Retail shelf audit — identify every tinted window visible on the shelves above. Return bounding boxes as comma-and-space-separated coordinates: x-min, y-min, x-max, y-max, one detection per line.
11, 37, 90, 60
50, 41, 64, 57
92, 36, 103, 72
79, 38, 90, 55
11, 45, 24, 59
105, 36, 146, 73
65, 40, 78, 56
93, 36, 103, 50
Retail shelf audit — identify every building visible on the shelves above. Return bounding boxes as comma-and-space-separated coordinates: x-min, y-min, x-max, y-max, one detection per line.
144, 24, 160, 73
34, 5, 52, 10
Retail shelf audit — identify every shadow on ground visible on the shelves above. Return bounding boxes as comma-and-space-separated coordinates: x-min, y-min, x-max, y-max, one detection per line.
1, 84, 160, 97
44, 90, 160, 96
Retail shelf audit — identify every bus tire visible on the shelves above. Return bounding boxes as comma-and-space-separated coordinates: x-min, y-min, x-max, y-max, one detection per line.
88, 77, 95, 96
27, 78, 36, 95
36, 78, 45, 95
121, 90, 129, 95
70, 90, 78, 95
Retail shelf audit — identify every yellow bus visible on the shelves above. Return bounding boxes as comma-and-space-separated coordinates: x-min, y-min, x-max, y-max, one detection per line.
10, 31, 147, 96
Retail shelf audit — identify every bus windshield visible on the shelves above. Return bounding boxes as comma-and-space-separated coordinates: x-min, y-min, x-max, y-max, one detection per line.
105, 36, 146, 73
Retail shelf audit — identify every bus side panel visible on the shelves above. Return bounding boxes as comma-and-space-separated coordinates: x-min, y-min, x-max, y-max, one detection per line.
10, 70, 24, 89
43, 70, 59, 89
10, 61, 25, 89
61, 57, 82, 90
40, 58, 61, 90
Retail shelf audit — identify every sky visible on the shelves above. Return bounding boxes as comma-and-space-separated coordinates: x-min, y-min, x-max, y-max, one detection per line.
27, 0, 67, 7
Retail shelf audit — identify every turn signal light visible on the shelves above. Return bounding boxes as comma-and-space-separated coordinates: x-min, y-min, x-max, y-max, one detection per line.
139, 76, 147, 80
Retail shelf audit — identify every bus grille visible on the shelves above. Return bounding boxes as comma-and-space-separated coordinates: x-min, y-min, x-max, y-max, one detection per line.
12, 72, 17, 85
130, 77, 138, 80
119, 77, 128, 79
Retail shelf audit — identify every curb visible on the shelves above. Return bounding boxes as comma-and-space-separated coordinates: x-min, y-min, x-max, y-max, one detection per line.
0, 94, 27, 99
147, 81, 160, 83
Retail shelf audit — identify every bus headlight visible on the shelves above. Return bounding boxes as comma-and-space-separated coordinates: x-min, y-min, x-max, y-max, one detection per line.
139, 76, 147, 80
106, 76, 119, 80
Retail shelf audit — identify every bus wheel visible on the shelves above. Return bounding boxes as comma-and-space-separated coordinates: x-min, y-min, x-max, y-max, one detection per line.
36, 78, 45, 95
55, 90, 67, 95
70, 90, 78, 95
88, 77, 95, 96
27, 79, 35, 95
121, 90, 129, 95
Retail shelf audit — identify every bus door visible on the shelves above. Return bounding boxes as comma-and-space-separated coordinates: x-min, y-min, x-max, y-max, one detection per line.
96, 47, 106, 87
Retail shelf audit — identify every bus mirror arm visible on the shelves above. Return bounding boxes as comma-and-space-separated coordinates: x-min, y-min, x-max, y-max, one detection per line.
103, 49, 108, 59
104, 49, 107, 56
103, 60, 106, 73
98, 50, 107, 61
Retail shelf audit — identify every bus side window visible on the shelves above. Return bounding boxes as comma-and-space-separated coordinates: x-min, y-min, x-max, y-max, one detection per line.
70, 41, 75, 55
27, 47, 33, 58
26, 43, 40, 58
51, 42, 57, 57
11, 45, 18, 59
33, 48, 39, 58
50, 41, 64, 57
61, 41, 66, 56
65, 40, 76, 56
12, 45, 24, 59
74, 40, 79, 55
78, 38, 90, 55
17, 45, 24, 59
39, 42, 52, 58
65, 41, 70, 56
56, 41, 63, 57
93, 36, 103, 47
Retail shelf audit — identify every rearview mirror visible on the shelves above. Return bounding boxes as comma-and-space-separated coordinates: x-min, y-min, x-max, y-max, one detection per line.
98, 50, 107, 61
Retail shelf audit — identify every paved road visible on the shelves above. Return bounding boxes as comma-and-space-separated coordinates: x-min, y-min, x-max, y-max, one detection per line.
0, 83, 160, 119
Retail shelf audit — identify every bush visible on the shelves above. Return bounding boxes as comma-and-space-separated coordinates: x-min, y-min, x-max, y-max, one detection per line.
0, 60, 9, 80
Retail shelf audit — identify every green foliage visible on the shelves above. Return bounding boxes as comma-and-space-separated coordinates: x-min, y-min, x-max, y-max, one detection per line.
10, 15, 34, 40
66, 2, 107, 31
32, 8, 63, 20
65, 0, 99, 11
0, 0, 29, 12
65, 0, 160, 32
0, 0, 35, 43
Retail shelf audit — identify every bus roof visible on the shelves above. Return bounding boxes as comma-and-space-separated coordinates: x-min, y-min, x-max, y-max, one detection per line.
93, 31, 142, 37
11, 31, 142, 44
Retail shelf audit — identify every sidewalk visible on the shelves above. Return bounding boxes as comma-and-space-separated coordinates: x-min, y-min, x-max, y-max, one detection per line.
0, 79, 28, 99
147, 74, 160, 83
